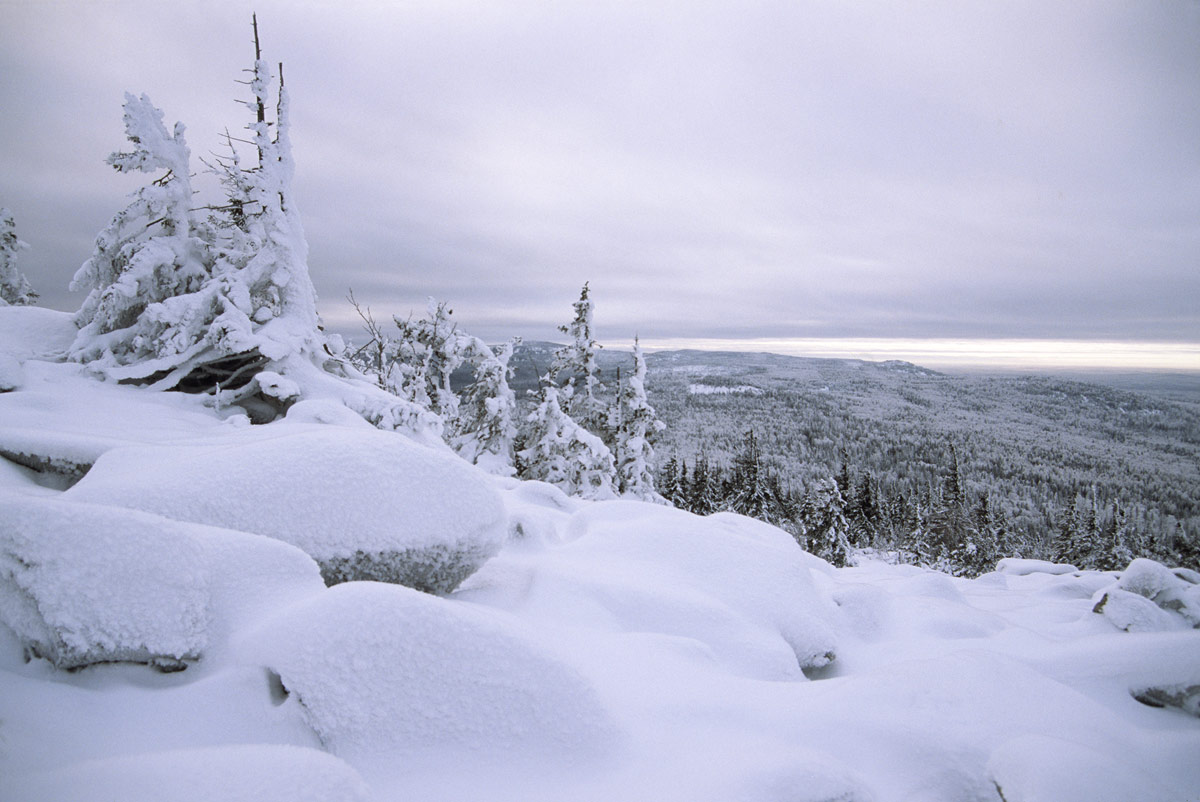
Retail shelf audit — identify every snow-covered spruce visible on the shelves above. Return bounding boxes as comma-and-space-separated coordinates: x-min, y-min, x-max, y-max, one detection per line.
518, 385, 617, 500
0, 207, 36, 306
0, 494, 323, 670
68, 45, 323, 418
549, 282, 608, 435
451, 337, 520, 474
612, 337, 666, 501
64, 427, 507, 593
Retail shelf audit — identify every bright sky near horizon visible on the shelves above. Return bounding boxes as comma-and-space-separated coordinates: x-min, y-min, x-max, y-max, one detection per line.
2, 0, 1198, 370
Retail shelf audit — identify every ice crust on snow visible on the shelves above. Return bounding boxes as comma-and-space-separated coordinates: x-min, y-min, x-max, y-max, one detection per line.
0, 495, 323, 669
2, 744, 371, 802
66, 426, 507, 593
237, 580, 619, 764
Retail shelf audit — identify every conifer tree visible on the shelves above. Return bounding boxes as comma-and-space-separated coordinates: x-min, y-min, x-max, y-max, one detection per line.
797, 477, 852, 567
613, 338, 666, 501
451, 338, 519, 473
518, 385, 616, 500
0, 208, 36, 306
69, 93, 209, 370
549, 282, 607, 435
69, 18, 323, 395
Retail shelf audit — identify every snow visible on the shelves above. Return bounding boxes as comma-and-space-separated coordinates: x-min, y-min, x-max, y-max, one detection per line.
995, 557, 1079, 576
66, 425, 507, 592
0, 494, 323, 669
2, 744, 371, 802
2, 347, 1199, 802
235, 581, 619, 767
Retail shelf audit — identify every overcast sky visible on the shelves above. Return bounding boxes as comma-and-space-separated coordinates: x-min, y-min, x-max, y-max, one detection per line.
2, 0, 1198, 368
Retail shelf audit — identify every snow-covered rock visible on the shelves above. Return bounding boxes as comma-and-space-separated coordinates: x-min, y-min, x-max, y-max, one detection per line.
0, 305, 76, 360
988, 734, 1183, 802
235, 581, 619, 764
67, 426, 507, 593
1092, 557, 1200, 631
0, 352, 22, 392
1, 744, 371, 802
460, 501, 838, 680
995, 557, 1078, 576
0, 495, 323, 670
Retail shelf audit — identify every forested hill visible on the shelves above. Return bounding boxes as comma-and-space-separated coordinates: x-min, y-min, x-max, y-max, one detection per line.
513, 344, 1200, 554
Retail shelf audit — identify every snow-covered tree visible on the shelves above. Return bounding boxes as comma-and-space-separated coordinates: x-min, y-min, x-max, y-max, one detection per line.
69, 93, 210, 370
518, 385, 616, 500
797, 477, 852, 567
452, 338, 519, 474
203, 31, 320, 365
613, 339, 666, 501
549, 282, 607, 434
69, 19, 322, 398
0, 208, 36, 306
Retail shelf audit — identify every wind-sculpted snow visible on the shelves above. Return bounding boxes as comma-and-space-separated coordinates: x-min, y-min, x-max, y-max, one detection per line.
0, 495, 323, 670
1092, 557, 1200, 632
235, 581, 619, 765
66, 426, 507, 593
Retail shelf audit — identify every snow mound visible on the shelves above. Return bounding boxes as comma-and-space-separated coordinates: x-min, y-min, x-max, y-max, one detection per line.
0, 495, 324, 670
1, 744, 371, 802
461, 502, 838, 680
236, 581, 619, 764
0, 306, 76, 360
0, 352, 21, 392
995, 557, 1078, 576
66, 426, 507, 593
1092, 557, 1200, 632
987, 734, 1182, 802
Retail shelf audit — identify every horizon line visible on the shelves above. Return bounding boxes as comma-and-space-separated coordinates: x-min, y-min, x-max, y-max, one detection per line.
634, 337, 1200, 372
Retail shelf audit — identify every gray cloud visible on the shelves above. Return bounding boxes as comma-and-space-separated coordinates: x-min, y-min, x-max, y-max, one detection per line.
2, 0, 1197, 354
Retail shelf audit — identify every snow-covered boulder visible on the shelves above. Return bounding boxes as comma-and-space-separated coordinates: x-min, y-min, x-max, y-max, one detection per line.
459, 501, 839, 680
988, 734, 1183, 802
2, 744, 371, 802
1092, 557, 1200, 632
0, 305, 76, 360
995, 557, 1078, 576
67, 426, 507, 593
0, 352, 21, 392
235, 581, 619, 764
0, 495, 324, 670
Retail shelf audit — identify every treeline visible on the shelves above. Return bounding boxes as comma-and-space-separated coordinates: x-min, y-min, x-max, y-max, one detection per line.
660, 431, 1200, 575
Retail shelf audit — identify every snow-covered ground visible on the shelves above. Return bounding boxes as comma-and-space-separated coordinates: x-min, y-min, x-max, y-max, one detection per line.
2, 308, 1198, 802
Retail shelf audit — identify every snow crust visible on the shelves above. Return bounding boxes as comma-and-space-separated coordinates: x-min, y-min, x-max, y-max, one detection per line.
66, 426, 507, 592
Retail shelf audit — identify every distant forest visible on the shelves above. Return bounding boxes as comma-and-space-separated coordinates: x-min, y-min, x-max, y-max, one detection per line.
513, 344, 1200, 575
